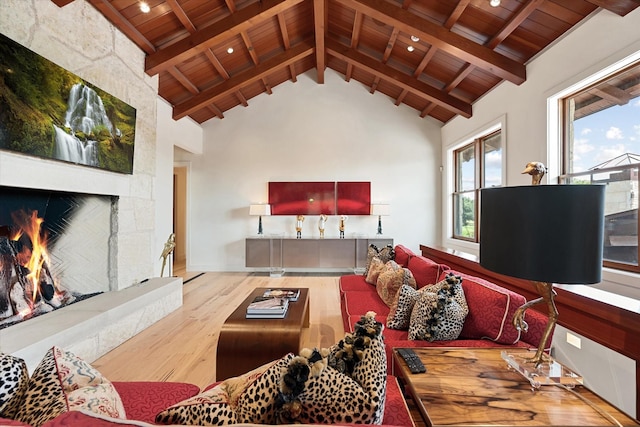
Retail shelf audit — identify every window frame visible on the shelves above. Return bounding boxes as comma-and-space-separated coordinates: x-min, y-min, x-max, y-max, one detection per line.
559, 61, 640, 274
451, 129, 502, 243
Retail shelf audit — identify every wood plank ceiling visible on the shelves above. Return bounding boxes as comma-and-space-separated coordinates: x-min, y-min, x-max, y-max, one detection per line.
52, 0, 639, 124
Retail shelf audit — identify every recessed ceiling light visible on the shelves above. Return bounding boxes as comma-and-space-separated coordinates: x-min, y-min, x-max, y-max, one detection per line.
407, 46, 415, 52
139, 2, 150, 13
410, 35, 419, 42
490, 0, 500, 7
227, 47, 234, 54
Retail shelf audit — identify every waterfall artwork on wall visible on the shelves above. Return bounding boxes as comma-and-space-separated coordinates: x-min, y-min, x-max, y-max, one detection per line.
0, 33, 136, 174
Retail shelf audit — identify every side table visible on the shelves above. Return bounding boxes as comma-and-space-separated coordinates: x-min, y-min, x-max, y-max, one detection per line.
393, 347, 638, 426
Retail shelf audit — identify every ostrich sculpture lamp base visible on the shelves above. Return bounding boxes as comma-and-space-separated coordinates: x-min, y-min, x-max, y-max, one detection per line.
501, 281, 583, 389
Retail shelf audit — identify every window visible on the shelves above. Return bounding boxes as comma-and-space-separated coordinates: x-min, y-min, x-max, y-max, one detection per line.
452, 130, 502, 242
560, 61, 640, 273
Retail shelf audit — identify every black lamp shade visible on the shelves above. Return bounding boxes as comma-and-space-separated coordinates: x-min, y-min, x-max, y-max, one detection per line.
480, 185, 605, 285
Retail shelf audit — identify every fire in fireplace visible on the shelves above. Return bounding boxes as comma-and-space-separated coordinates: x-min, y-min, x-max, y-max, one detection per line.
0, 186, 115, 329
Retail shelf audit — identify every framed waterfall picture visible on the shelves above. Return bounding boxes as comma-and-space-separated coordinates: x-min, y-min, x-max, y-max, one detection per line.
0, 33, 136, 174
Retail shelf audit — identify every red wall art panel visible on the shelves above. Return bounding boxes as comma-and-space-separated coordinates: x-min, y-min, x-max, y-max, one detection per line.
268, 182, 371, 215
337, 181, 371, 215
269, 182, 336, 215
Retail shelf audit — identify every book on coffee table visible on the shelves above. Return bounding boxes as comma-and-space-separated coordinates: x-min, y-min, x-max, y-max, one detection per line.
262, 288, 300, 302
246, 296, 289, 314
245, 305, 289, 319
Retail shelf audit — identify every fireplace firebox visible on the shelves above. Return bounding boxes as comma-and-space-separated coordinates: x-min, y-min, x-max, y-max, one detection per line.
0, 186, 116, 328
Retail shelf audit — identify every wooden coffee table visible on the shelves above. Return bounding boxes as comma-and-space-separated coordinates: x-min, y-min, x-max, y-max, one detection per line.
393, 347, 638, 426
216, 287, 309, 380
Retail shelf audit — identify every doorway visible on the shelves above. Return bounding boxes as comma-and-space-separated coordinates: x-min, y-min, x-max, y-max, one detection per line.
173, 166, 187, 272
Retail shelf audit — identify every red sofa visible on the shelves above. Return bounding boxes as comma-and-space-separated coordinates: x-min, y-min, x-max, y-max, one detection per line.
2, 376, 414, 427
340, 245, 551, 370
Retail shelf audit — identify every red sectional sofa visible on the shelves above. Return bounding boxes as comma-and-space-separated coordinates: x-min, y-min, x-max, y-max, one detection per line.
340, 245, 551, 370
0, 379, 412, 426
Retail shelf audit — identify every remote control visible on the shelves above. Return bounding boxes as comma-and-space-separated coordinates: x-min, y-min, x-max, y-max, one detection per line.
397, 348, 426, 373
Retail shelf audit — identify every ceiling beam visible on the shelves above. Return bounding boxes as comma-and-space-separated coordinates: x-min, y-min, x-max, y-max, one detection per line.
487, 0, 543, 49
335, 0, 526, 85
173, 40, 315, 119
89, 0, 156, 54
166, 0, 197, 33
51, 0, 75, 6
314, 0, 327, 84
444, 0, 470, 29
146, 0, 304, 76
326, 38, 472, 117
585, 0, 640, 16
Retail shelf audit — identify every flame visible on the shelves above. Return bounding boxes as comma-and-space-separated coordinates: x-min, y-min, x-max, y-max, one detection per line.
11, 210, 52, 303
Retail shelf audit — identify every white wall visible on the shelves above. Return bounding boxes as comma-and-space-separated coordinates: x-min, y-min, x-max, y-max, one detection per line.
0, 0, 160, 289
440, 7, 640, 418
176, 69, 443, 271
155, 99, 202, 275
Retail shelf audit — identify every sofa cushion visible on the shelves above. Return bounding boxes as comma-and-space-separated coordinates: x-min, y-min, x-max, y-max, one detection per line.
112, 381, 199, 424
393, 245, 416, 268
382, 375, 413, 427
0, 417, 32, 427
408, 256, 448, 288
444, 270, 527, 345
16, 347, 125, 427
376, 260, 417, 306
408, 276, 469, 341
386, 284, 420, 330
0, 353, 29, 419
342, 290, 390, 318
156, 354, 293, 425
276, 313, 387, 425
365, 256, 385, 285
339, 274, 374, 293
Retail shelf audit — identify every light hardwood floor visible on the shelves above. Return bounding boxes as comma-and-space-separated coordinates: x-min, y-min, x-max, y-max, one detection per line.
92, 267, 346, 389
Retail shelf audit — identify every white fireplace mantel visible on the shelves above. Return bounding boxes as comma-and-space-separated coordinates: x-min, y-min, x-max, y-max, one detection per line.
0, 276, 182, 373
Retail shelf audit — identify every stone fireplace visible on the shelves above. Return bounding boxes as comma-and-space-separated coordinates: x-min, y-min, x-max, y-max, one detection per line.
0, 0, 181, 373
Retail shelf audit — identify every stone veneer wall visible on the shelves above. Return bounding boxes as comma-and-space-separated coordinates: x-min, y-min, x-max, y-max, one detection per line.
0, 0, 158, 289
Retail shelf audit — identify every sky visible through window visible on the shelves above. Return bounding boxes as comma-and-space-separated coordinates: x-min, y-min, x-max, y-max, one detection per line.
572, 97, 640, 172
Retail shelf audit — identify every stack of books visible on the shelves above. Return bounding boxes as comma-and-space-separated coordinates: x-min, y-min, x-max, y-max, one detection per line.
245, 296, 289, 319
262, 288, 300, 302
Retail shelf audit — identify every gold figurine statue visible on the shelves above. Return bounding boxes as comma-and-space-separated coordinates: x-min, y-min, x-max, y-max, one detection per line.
318, 214, 327, 238
339, 215, 348, 239
160, 233, 176, 277
296, 215, 305, 239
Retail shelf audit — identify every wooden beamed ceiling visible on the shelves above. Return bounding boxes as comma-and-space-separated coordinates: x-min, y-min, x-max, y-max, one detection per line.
52, 0, 639, 124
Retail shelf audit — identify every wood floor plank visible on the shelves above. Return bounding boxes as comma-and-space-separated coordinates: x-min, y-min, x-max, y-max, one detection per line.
92, 271, 345, 388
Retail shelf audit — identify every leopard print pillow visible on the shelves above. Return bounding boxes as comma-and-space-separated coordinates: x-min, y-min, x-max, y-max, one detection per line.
363, 244, 395, 276
15, 347, 125, 427
156, 353, 294, 425
276, 312, 387, 425
408, 274, 469, 341
0, 353, 29, 419
386, 284, 420, 330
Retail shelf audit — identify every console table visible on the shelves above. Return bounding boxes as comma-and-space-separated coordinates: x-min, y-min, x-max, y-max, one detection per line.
245, 237, 392, 272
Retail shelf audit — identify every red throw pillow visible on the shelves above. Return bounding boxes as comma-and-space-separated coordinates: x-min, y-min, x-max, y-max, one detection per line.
408, 256, 448, 288
393, 245, 416, 267
442, 270, 526, 344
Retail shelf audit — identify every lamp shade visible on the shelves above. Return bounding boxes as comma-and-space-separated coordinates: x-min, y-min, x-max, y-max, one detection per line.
480, 185, 605, 285
371, 204, 390, 216
249, 204, 271, 216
